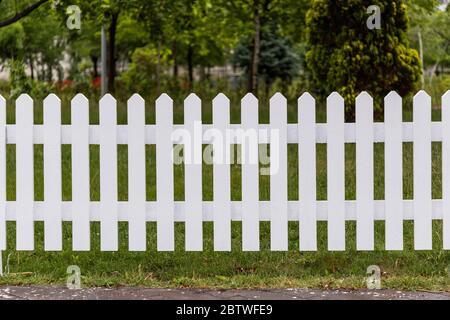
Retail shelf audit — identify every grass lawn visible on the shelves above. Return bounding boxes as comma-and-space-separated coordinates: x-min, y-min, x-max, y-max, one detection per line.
1, 93, 450, 291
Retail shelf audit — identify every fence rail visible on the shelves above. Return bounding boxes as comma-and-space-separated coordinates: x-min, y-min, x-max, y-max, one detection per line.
0, 91, 449, 254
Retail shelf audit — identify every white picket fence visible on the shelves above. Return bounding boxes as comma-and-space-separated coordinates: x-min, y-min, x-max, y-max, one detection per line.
0, 90, 450, 256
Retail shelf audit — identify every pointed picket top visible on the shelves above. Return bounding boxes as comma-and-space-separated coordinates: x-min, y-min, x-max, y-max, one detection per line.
71, 93, 89, 105
270, 92, 287, 104
356, 91, 373, 104
242, 92, 258, 104
414, 90, 431, 102
298, 91, 315, 104
185, 93, 201, 105
128, 93, 145, 105
100, 93, 116, 105
44, 93, 61, 104
156, 93, 173, 104
213, 93, 230, 105
327, 91, 344, 103
0, 95, 5, 124
443, 90, 450, 101
16, 94, 33, 115
385, 91, 401, 103
16, 93, 33, 105
413, 90, 431, 114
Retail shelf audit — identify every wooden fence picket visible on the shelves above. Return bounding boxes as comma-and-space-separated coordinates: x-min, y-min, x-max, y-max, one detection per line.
15, 94, 34, 250
442, 90, 450, 250
413, 91, 432, 250
213, 94, 231, 251
0, 96, 5, 251
99, 94, 118, 251
71, 94, 90, 251
128, 94, 146, 251
327, 92, 346, 251
356, 92, 374, 251
43, 94, 62, 251
156, 94, 174, 251
384, 91, 403, 250
270, 93, 288, 251
298, 92, 317, 251
184, 94, 203, 251
241, 93, 260, 251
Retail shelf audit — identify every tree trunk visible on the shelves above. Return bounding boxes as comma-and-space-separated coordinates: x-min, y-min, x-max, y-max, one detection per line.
172, 40, 178, 78
107, 11, 119, 93
248, 0, 261, 94
187, 45, 194, 89
91, 55, 99, 78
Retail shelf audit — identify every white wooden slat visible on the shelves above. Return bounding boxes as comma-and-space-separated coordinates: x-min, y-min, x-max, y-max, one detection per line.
327, 92, 346, 251
212, 94, 231, 251
71, 94, 90, 251
413, 91, 432, 250
384, 91, 403, 250
356, 92, 374, 250
128, 94, 146, 251
298, 93, 317, 251
16, 95, 34, 250
184, 94, 203, 251
43, 94, 62, 251
0, 96, 6, 251
270, 93, 288, 251
99, 94, 118, 251
156, 94, 174, 251
241, 93, 259, 251
442, 90, 450, 249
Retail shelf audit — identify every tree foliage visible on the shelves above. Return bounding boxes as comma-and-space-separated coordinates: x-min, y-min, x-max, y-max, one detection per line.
306, 0, 422, 117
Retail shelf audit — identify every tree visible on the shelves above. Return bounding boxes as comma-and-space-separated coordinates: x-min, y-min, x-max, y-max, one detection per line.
306, 0, 422, 118
58, 0, 130, 93
233, 28, 300, 95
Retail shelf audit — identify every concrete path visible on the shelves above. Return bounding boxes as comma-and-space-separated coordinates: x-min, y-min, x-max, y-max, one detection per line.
0, 286, 449, 300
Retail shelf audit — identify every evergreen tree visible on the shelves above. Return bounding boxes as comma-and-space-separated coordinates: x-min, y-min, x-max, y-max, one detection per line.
306, 0, 422, 118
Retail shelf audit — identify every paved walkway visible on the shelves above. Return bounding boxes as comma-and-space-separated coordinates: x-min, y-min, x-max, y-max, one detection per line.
0, 286, 449, 300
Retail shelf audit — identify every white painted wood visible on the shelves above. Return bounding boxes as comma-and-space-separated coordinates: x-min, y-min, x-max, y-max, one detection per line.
241, 93, 259, 251
99, 94, 118, 251
3, 122, 449, 145
0, 96, 6, 251
212, 94, 231, 251
298, 93, 317, 251
16, 94, 34, 250
413, 91, 432, 250
442, 90, 450, 249
355, 92, 374, 250
327, 93, 346, 251
71, 94, 90, 251
43, 94, 62, 251
184, 94, 203, 251
156, 94, 174, 251
128, 94, 146, 251
384, 91, 403, 250
2, 199, 449, 223
270, 93, 288, 251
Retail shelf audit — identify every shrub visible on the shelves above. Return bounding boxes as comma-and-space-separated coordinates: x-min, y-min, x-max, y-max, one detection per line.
306, 0, 422, 119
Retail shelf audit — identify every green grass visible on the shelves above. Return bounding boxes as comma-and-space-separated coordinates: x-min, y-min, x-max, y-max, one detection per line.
1, 93, 450, 291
